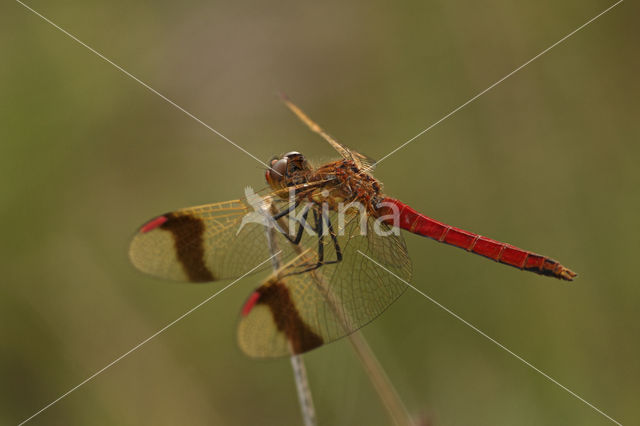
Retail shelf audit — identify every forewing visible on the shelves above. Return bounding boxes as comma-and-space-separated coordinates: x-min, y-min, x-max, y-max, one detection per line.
281, 95, 376, 170
238, 214, 412, 357
129, 198, 316, 282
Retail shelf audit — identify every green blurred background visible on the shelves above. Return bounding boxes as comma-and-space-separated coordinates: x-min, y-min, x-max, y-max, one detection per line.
2, 0, 638, 425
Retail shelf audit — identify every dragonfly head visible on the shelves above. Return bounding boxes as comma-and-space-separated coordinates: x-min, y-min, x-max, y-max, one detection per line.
266, 151, 310, 190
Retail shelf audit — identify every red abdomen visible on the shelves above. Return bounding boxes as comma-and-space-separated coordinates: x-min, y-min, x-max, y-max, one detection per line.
378, 198, 576, 281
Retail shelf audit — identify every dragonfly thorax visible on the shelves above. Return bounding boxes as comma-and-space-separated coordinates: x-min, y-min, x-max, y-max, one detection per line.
267, 152, 384, 216
309, 159, 385, 215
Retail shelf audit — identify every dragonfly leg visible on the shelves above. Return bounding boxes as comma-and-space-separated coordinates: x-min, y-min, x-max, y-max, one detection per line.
315, 209, 326, 267
270, 200, 309, 245
310, 208, 342, 269
272, 201, 299, 220
324, 211, 343, 262
283, 203, 312, 245
289, 208, 342, 275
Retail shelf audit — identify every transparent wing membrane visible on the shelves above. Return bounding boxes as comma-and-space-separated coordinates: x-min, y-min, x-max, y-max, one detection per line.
281, 95, 377, 171
130, 188, 317, 282
238, 214, 412, 357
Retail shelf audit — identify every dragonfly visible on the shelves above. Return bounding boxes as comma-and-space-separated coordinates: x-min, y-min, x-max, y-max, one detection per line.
129, 97, 577, 358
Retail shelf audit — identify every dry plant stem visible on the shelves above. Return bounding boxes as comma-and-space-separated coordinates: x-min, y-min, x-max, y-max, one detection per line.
347, 331, 414, 426
290, 353, 316, 426
263, 217, 317, 426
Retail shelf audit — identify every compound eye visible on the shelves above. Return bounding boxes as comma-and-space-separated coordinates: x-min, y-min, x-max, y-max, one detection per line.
266, 157, 288, 186
284, 152, 307, 173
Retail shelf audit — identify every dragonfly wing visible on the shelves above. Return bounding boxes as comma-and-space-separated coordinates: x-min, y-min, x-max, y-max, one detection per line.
354, 152, 377, 171
129, 198, 310, 282
238, 213, 412, 357
281, 95, 376, 170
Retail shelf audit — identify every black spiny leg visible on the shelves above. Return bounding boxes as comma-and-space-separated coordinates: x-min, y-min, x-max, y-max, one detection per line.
275, 202, 312, 245
324, 209, 343, 263
288, 203, 312, 245
290, 207, 342, 275
272, 201, 298, 220
315, 209, 325, 268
